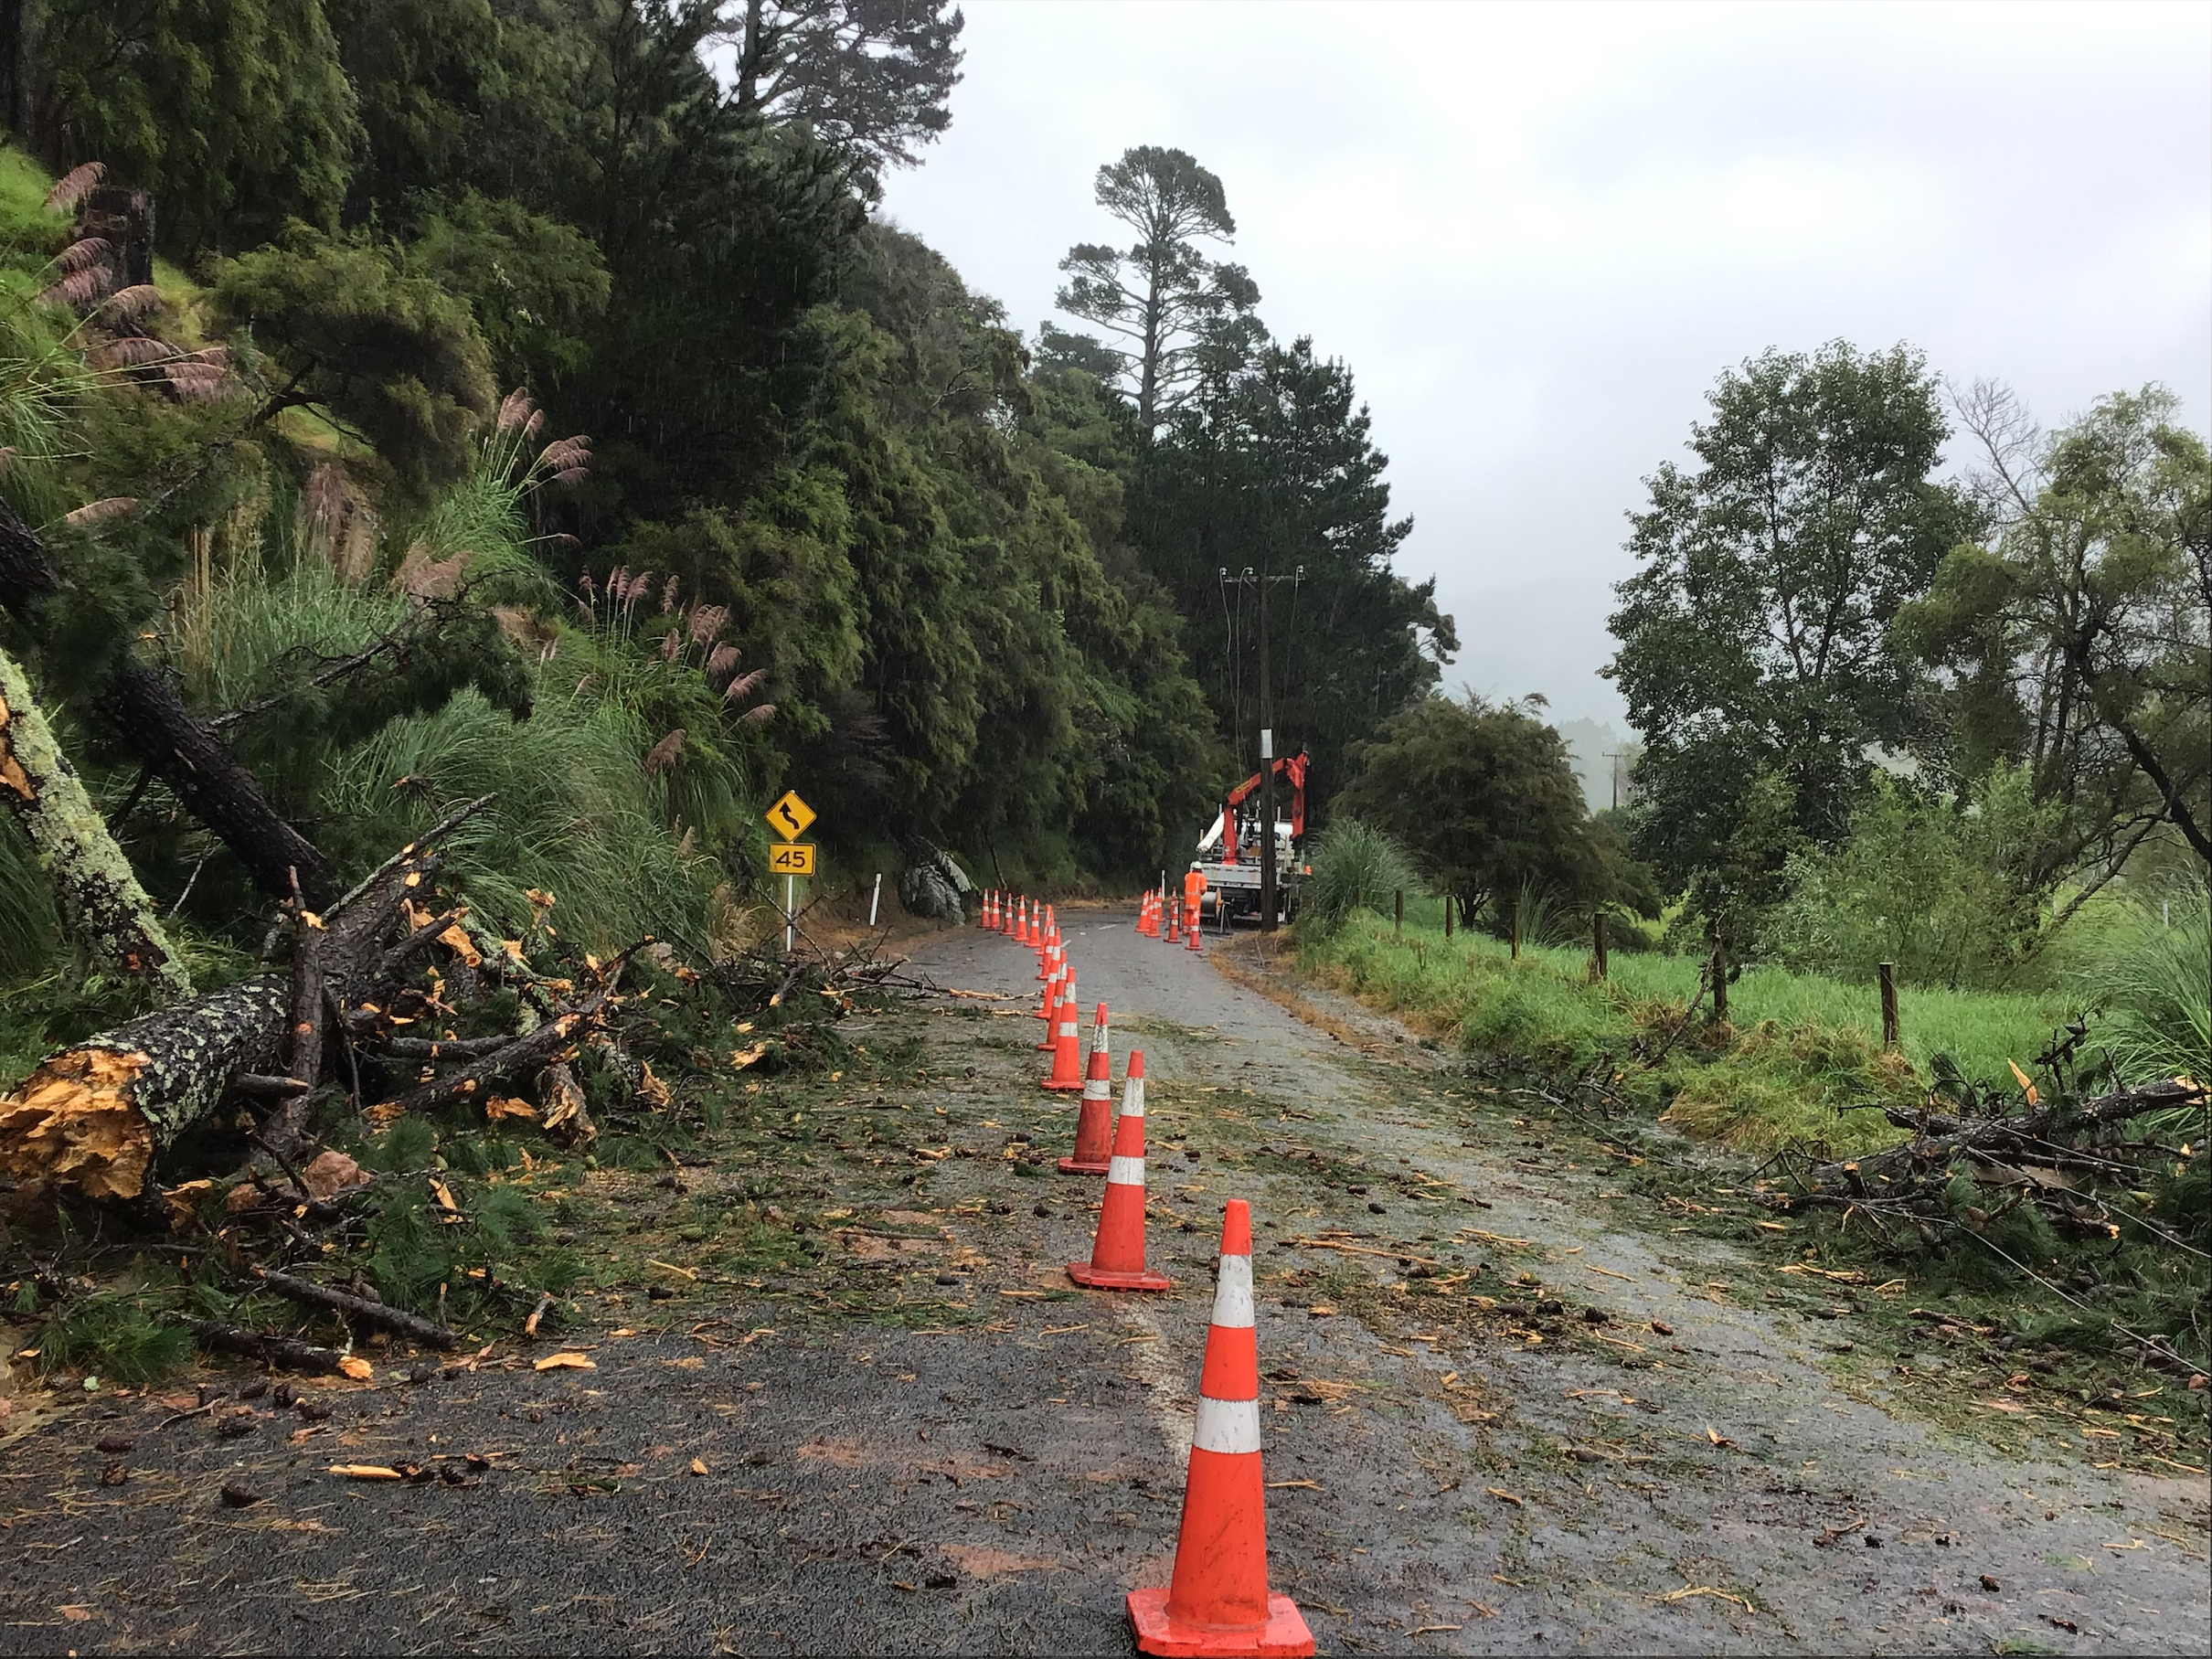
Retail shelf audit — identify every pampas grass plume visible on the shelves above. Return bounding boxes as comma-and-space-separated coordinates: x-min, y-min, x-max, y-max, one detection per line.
43, 161, 106, 214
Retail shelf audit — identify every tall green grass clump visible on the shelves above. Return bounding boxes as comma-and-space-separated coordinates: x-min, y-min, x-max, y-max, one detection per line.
151, 404, 753, 951
1305, 818, 1420, 930
323, 680, 720, 946
2075, 877, 2210, 1142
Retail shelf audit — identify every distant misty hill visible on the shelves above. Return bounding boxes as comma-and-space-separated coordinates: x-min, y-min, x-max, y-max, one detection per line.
1555, 718, 1638, 814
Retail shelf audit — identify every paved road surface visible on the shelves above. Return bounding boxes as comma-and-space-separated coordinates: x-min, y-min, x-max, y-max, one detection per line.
1, 906, 2203, 1654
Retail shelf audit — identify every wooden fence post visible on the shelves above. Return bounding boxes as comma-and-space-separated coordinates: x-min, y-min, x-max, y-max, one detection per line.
1394, 889, 1403, 937
1509, 909, 1521, 961
1709, 931, 1728, 1023
1444, 897, 1453, 940
1592, 911, 1608, 981
1878, 962, 1899, 1051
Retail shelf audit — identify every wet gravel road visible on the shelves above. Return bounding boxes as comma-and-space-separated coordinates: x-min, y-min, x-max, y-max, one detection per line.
2, 907, 2205, 1654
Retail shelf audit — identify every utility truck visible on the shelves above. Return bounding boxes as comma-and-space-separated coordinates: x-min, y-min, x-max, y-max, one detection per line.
1194, 750, 1309, 928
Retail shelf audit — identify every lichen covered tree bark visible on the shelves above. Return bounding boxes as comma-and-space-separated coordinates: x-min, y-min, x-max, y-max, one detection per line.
0, 973, 289, 1198
0, 643, 193, 997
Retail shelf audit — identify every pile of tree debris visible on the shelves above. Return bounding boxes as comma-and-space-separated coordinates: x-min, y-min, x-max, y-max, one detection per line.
1773, 1028, 2204, 1248
0, 798, 605, 1201
0, 783, 948, 1378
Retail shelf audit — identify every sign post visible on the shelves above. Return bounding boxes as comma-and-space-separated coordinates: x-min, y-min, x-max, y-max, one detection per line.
765, 790, 817, 953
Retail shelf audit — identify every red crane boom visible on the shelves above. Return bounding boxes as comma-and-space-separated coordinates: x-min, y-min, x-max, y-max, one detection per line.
1219, 751, 1308, 865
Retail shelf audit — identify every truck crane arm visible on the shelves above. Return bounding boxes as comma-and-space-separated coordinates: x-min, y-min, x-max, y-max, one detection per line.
1216, 751, 1308, 864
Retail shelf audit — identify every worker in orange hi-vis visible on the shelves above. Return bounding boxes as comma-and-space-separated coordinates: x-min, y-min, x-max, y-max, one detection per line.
1184, 862, 1207, 935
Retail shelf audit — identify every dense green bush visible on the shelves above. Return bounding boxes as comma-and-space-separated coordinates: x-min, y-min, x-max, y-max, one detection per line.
1763, 765, 2062, 988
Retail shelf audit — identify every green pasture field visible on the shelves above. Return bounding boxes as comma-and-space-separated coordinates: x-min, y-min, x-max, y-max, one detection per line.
1297, 900, 2077, 1157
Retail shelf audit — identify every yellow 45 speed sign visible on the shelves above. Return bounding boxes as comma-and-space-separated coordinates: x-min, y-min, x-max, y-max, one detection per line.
765, 790, 817, 952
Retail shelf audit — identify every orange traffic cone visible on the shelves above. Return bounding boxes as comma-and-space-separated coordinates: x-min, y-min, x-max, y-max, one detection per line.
1166, 898, 1181, 944
1186, 899, 1204, 952
1041, 985, 1084, 1090
1037, 934, 1060, 983
981, 890, 994, 930
1127, 1199, 1313, 1656
1068, 1052, 1168, 1290
999, 893, 1016, 938
1058, 1005, 1115, 1175
1035, 960, 1065, 1043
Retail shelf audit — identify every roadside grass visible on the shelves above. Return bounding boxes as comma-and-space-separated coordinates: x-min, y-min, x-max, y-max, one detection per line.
1298, 903, 2074, 1158
1285, 912, 2212, 1447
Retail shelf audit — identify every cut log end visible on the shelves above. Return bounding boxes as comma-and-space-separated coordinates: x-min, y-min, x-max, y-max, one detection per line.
0, 1047, 156, 1199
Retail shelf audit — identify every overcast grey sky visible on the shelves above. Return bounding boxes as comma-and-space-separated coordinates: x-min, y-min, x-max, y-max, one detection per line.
875, 0, 2212, 729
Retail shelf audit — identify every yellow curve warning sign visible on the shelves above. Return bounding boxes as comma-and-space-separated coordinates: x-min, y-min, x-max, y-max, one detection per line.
766, 790, 815, 841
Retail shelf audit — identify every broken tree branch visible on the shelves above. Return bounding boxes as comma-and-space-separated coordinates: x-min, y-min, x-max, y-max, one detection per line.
375, 983, 615, 1118
182, 1317, 346, 1374
252, 1268, 461, 1351
1808, 1079, 2207, 1197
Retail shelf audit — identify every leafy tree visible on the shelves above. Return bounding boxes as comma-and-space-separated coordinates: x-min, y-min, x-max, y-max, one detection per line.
1606, 341, 1970, 930
1332, 693, 1655, 927
1763, 766, 2064, 988
726, 0, 966, 177
1134, 337, 1455, 799
212, 226, 496, 498
24, 0, 361, 251
405, 190, 611, 389
1055, 146, 1263, 432
552, 3, 864, 517
782, 226, 1221, 873
327, 0, 589, 220
1901, 383, 2210, 894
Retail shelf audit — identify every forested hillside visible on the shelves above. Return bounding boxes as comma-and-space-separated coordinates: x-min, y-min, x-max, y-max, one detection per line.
0, 0, 1452, 1045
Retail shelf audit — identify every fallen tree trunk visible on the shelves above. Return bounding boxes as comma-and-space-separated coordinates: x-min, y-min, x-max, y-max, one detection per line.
0, 496, 336, 906
0, 973, 290, 1197
0, 642, 193, 995
97, 661, 338, 907
0, 805, 485, 1198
